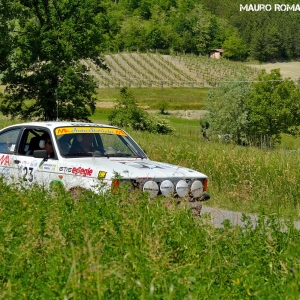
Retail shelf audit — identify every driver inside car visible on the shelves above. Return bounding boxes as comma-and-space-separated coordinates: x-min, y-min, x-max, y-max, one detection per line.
69, 134, 102, 155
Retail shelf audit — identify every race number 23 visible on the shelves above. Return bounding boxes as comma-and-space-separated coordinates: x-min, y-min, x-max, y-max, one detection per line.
22, 167, 34, 182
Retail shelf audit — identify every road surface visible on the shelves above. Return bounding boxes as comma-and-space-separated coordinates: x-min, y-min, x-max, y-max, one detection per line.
201, 206, 300, 230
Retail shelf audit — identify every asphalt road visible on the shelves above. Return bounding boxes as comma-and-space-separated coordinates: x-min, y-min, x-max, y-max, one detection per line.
201, 205, 300, 230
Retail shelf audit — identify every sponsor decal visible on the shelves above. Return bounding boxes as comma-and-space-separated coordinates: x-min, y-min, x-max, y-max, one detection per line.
39, 162, 57, 171
98, 171, 107, 179
72, 167, 93, 177
0, 154, 10, 166
55, 127, 127, 136
59, 167, 73, 173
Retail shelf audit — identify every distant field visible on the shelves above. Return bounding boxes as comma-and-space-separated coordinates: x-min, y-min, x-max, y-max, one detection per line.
96, 87, 208, 110
248, 61, 300, 80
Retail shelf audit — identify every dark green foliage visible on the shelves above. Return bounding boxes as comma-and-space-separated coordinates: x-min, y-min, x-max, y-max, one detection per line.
201, 0, 300, 61
108, 87, 174, 134
107, 0, 300, 61
246, 69, 300, 144
1, 178, 300, 298
0, 0, 107, 121
0, 0, 13, 73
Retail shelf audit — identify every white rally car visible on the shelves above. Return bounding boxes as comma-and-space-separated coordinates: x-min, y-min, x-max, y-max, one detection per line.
0, 122, 210, 213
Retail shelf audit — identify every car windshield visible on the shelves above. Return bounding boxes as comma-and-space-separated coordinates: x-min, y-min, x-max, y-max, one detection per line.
54, 126, 147, 158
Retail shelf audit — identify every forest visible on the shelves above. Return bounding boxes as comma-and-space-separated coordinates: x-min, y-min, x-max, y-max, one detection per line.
96, 0, 300, 62
1, 0, 300, 69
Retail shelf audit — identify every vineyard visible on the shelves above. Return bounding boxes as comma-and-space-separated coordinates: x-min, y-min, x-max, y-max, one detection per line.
84, 52, 260, 88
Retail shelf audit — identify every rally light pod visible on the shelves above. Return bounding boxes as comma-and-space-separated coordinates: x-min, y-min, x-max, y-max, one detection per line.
191, 180, 203, 198
143, 180, 159, 197
176, 180, 189, 197
160, 180, 174, 196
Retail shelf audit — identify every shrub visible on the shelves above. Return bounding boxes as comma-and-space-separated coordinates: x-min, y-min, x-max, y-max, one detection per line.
108, 87, 174, 134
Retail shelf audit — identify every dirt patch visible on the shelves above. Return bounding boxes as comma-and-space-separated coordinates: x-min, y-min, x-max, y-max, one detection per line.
96, 101, 115, 108
148, 110, 208, 120
96, 102, 208, 120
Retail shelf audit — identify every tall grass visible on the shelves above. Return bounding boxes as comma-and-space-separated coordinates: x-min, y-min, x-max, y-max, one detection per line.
0, 180, 300, 299
1, 113, 299, 218
1, 112, 300, 298
133, 131, 300, 218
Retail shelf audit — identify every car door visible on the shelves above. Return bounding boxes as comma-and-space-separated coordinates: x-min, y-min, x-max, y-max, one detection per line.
0, 127, 23, 184
12, 127, 59, 188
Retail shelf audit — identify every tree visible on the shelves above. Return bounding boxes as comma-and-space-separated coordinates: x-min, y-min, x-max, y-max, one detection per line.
0, 0, 107, 121
222, 34, 247, 61
246, 69, 300, 145
0, 0, 15, 73
204, 69, 300, 147
204, 75, 252, 144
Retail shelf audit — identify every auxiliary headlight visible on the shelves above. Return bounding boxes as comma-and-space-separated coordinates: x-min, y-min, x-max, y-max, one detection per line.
191, 180, 203, 198
143, 180, 159, 197
176, 180, 189, 197
160, 180, 174, 196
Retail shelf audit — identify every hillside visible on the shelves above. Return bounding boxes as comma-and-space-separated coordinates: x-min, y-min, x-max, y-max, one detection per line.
84, 53, 260, 88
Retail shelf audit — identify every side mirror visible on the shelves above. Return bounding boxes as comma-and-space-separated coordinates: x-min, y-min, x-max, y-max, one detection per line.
33, 150, 48, 159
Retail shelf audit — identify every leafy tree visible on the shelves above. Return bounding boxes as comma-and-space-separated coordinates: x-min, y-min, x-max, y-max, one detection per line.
109, 88, 174, 134
0, 0, 107, 121
246, 69, 300, 145
0, 0, 15, 73
114, 15, 147, 51
204, 69, 300, 147
158, 100, 169, 115
204, 75, 252, 145
222, 34, 247, 61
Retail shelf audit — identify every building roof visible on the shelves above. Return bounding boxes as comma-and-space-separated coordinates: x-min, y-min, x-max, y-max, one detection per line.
210, 49, 224, 52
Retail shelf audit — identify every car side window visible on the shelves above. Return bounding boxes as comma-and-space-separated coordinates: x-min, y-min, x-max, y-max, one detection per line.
0, 129, 22, 154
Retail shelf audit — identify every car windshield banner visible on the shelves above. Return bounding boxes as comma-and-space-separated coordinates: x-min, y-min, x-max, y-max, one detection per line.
55, 127, 127, 136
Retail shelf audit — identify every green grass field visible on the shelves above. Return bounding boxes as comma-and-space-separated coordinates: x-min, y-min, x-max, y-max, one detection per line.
1, 179, 300, 299
95, 87, 208, 110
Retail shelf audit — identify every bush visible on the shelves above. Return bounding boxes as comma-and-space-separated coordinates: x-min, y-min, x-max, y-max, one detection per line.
158, 100, 169, 115
108, 87, 174, 134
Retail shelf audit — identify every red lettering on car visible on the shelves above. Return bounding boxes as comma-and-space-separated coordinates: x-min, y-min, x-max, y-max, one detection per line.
0, 155, 10, 166
71, 167, 93, 177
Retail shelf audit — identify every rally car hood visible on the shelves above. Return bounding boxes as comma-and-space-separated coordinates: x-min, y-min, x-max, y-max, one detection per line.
65, 157, 207, 180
